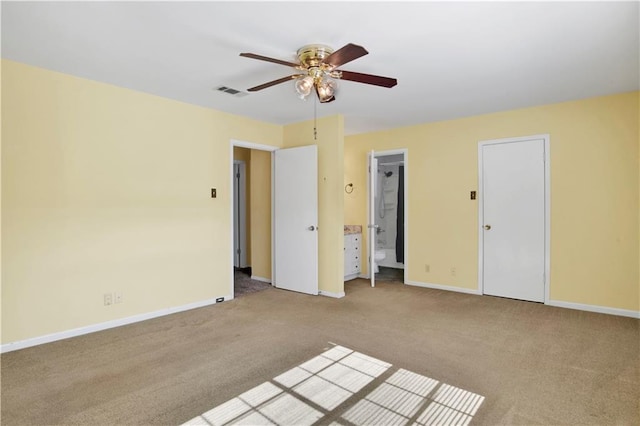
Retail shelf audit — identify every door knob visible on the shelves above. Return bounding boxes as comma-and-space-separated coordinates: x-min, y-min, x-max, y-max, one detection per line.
308, 225, 315, 231
484, 224, 491, 230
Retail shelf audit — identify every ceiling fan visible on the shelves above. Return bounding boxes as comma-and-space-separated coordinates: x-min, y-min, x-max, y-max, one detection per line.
240, 43, 397, 103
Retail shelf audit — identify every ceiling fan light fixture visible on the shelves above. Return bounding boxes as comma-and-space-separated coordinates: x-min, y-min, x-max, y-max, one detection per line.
317, 78, 337, 103
295, 76, 314, 99
241, 42, 397, 103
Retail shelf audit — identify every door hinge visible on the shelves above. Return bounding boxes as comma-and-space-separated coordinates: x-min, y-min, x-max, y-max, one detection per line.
236, 172, 240, 178
237, 249, 241, 255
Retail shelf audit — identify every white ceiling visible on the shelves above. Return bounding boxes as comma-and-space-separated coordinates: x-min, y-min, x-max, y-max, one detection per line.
2, 1, 638, 135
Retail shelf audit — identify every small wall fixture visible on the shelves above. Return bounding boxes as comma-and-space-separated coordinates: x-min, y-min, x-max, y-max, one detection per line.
345, 183, 354, 194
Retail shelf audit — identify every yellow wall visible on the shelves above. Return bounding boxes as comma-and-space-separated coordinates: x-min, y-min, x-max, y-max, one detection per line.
233, 146, 252, 264
283, 115, 345, 295
346, 92, 639, 312
1, 60, 282, 344
233, 147, 251, 163
0, 60, 3, 345
249, 149, 271, 280
3, 58, 636, 347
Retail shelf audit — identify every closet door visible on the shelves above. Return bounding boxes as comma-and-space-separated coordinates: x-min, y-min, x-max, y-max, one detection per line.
480, 137, 547, 302
274, 145, 318, 295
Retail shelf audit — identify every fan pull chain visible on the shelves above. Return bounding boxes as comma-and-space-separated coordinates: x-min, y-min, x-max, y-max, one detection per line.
313, 95, 318, 140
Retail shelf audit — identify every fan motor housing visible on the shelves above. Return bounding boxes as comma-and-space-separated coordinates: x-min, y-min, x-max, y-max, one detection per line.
297, 44, 334, 68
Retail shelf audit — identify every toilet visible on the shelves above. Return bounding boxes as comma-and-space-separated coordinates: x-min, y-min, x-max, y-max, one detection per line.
374, 250, 386, 273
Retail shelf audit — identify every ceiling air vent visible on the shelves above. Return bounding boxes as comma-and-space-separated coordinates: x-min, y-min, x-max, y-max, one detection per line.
215, 86, 249, 98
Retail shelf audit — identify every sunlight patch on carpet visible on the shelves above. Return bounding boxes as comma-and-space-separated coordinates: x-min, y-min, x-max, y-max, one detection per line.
182, 345, 484, 426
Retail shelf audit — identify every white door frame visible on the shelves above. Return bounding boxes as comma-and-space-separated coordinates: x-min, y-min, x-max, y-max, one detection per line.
229, 139, 278, 300
477, 134, 551, 304
365, 148, 409, 284
368, 151, 377, 288
233, 160, 248, 268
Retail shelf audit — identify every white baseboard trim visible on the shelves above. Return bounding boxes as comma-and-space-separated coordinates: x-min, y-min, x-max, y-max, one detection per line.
405, 280, 482, 295
319, 290, 346, 299
251, 275, 272, 284
547, 299, 640, 319
406, 280, 638, 318
1, 296, 230, 354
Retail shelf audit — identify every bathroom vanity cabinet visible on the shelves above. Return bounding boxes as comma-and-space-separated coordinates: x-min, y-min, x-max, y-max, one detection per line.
344, 233, 361, 281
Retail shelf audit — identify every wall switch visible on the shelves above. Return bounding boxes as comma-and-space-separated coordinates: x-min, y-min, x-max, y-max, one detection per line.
211, 188, 217, 198
114, 292, 122, 304
470, 191, 476, 200
104, 293, 113, 306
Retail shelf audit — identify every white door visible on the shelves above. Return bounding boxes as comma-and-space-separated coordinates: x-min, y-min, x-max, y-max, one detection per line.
274, 145, 318, 295
368, 151, 378, 287
480, 137, 546, 302
233, 161, 247, 268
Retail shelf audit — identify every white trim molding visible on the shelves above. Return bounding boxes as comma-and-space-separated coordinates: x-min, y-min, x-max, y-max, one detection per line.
405, 280, 482, 295
547, 300, 640, 319
319, 290, 346, 299
251, 275, 272, 283
230, 139, 278, 152
1, 296, 230, 354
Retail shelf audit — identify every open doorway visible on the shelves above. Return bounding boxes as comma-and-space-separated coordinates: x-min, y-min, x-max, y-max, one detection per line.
368, 150, 408, 285
232, 153, 266, 297
230, 141, 277, 298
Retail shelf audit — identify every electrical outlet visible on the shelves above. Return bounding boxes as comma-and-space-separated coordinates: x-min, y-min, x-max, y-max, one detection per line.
114, 292, 122, 304
104, 293, 113, 306
451, 267, 457, 277
425, 264, 430, 273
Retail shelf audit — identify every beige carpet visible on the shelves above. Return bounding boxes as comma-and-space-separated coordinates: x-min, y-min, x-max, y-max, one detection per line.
182, 343, 486, 425
2, 279, 638, 425
234, 268, 271, 297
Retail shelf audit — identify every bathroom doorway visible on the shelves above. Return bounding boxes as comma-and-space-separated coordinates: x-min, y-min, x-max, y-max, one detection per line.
368, 150, 407, 284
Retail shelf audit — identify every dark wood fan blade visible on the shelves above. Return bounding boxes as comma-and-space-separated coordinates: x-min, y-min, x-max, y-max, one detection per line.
240, 53, 300, 68
247, 75, 303, 92
339, 70, 398, 88
322, 43, 368, 68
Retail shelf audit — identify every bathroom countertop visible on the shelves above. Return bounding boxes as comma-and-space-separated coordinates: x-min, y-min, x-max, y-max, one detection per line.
344, 225, 362, 235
